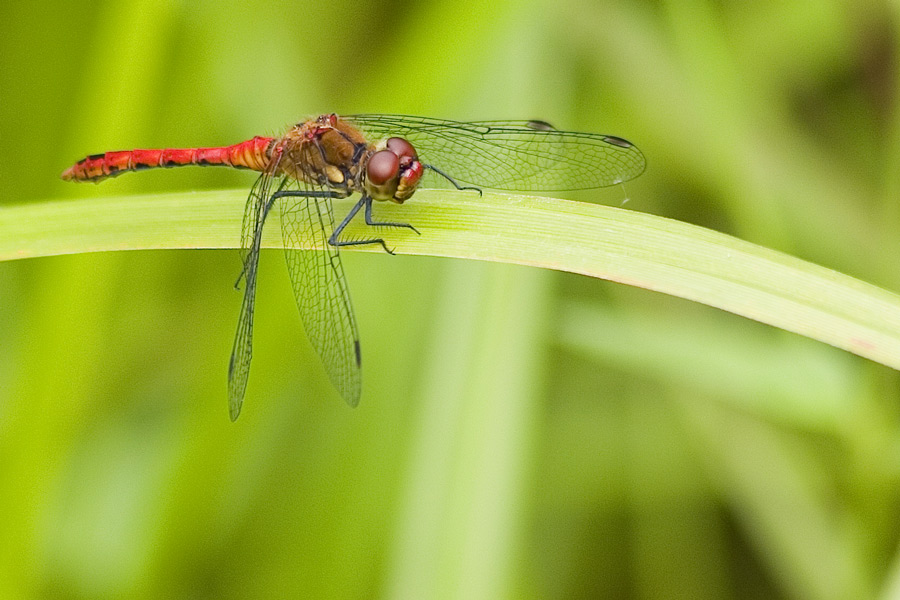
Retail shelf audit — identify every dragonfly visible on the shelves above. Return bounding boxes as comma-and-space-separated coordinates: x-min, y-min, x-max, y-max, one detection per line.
61, 113, 646, 420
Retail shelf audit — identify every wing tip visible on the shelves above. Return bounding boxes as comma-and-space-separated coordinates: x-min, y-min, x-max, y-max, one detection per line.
229, 396, 243, 421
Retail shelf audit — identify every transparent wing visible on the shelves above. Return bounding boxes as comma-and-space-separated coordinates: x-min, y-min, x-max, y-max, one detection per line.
279, 178, 362, 407
344, 114, 646, 191
228, 168, 282, 421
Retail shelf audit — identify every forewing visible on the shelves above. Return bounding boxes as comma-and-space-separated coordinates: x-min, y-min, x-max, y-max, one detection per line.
228, 169, 282, 420
279, 178, 362, 406
345, 114, 646, 192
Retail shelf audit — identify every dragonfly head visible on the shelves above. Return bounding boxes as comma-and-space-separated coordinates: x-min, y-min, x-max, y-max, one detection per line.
365, 137, 423, 203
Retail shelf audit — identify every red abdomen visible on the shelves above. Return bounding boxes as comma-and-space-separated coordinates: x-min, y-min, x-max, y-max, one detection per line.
61, 136, 275, 182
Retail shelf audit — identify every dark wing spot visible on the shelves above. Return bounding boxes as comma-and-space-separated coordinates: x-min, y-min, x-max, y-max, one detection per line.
526, 120, 556, 131
354, 340, 362, 367
602, 135, 634, 148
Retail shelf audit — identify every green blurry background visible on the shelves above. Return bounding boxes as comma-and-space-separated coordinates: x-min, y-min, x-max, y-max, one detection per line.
2, 1, 900, 598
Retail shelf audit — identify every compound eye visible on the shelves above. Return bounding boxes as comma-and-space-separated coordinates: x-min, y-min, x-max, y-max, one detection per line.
386, 137, 417, 163
367, 150, 400, 185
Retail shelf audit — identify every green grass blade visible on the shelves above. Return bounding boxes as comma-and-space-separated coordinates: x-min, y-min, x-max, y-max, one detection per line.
3, 188, 899, 372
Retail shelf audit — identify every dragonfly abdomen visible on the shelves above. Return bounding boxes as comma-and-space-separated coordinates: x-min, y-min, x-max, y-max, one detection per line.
61, 136, 275, 182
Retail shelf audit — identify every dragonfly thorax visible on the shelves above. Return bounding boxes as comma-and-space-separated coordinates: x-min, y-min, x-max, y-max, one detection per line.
275, 116, 423, 204
275, 118, 363, 196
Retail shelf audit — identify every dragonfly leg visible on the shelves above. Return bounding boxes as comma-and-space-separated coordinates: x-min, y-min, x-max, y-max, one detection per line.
232, 189, 340, 289
233, 186, 295, 290
364, 197, 419, 235
268, 189, 397, 254
330, 196, 394, 255
424, 164, 482, 196
234, 262, 248, 290
270, 189, 342, 202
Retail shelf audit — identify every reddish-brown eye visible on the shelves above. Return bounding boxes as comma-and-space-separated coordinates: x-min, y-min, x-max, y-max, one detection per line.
386, 137, 417, 164
367, 150, 400, 185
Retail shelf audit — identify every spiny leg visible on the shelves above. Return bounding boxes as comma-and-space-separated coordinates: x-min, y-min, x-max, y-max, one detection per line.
273, 191, 409, 255
424, 164, 483, 196
271, 188, 343, 202
328, 196, 393, 254
363, 197, 419, 235
232, 181, 330, 290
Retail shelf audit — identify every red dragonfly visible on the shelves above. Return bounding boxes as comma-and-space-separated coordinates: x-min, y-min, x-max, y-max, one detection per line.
62, 114, 646, 420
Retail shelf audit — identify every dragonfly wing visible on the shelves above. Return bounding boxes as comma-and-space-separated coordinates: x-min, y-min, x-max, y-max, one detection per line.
228, 263, 256, 421
228, 169, 282, 421
280, 179, 362, 407
345, 114, 646, 192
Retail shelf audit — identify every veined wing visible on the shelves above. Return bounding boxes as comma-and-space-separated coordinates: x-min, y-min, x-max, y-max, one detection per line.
228, 167, 283, 421
279, 178, 362, 407
345, 114, 646, 192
